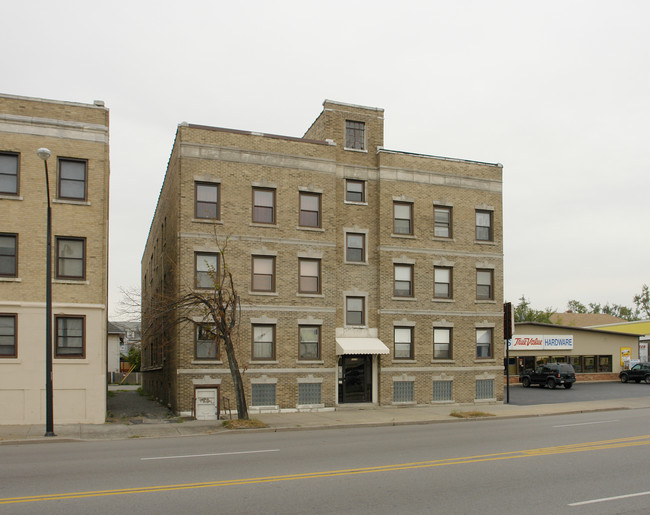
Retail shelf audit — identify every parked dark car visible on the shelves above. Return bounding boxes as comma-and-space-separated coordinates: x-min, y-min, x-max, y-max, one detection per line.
520, 363, 576, 389
619, 362, 650, 384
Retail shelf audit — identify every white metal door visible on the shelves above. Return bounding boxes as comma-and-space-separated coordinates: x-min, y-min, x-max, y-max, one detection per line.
195, 388, 218, 420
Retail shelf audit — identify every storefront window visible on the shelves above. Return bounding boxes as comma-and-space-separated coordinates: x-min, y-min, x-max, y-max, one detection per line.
583, 356, 596, 372
570, 356, 582, 372
598, 355, 612, 372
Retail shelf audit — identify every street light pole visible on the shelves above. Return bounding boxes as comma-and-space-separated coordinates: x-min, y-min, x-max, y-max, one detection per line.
37, 147, 55, 437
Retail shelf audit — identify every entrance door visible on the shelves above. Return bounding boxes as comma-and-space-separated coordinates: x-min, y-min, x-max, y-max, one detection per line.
339, 355, 372, 403
195, 388, 219, 420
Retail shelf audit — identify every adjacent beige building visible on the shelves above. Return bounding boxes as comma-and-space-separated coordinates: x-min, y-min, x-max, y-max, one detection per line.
0, 94, 109, 424
142, 100, 504, 418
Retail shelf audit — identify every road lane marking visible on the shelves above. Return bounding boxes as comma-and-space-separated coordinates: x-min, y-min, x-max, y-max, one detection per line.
140, 449, 280, 461
553, 420, 617, 428
4, 435, 650, 505
569, 490, 650, 506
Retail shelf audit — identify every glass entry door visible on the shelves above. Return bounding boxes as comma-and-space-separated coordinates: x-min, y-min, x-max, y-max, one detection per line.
339, 355, 372, 403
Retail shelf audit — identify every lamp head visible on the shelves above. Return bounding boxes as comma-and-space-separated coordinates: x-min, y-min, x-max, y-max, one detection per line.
37, 148, 51, 161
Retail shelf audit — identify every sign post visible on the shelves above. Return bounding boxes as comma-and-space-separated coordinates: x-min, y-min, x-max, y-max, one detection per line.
503, 302, 514, 404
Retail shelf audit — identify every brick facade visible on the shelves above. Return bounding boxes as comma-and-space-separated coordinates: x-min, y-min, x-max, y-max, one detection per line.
142, 100, 504, 417
0, 94, 109, 424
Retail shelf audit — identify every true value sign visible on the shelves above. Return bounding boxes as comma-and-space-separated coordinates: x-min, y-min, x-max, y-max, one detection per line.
508, 335, 574, 350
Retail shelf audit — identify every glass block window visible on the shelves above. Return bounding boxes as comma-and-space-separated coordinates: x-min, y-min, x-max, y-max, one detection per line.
476, 379, 494, 400
251, 383, 276, 406
298, 383, 322, 405
433, 381, 453, 402
393, 381, 414, 403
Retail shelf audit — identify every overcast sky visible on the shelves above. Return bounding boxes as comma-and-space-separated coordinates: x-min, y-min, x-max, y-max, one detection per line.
4, 0, 649, 318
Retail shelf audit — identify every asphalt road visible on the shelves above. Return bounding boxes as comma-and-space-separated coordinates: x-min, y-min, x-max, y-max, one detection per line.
507, 379, 650, 404
2, 408, 650, 514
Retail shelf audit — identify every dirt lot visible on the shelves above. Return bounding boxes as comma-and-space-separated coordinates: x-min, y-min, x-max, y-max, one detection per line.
106, 387, 179, 424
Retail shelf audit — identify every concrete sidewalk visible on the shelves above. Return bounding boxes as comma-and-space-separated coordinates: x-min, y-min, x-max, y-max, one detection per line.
2, 396, 650, 444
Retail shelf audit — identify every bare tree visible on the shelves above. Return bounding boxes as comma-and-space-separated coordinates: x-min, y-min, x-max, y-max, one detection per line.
142, 237, 249, 420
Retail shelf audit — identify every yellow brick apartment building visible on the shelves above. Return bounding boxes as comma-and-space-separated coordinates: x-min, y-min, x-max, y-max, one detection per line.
142, 100, 503, 418
0, 94, 109, 424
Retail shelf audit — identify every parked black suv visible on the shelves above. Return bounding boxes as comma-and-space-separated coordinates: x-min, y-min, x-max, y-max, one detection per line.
619, 362, 650, 384
520, 363, 576, 389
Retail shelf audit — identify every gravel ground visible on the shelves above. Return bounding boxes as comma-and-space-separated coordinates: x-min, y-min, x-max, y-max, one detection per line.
106, 387, 178, 424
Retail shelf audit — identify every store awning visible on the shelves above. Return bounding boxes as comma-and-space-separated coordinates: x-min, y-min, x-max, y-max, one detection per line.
335, 337, 390, 355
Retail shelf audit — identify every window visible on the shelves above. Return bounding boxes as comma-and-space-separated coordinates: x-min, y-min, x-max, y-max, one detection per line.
0, 234, 17, 277
0, 152, 19, 195
252, 325, 275, 360
393, 202, 413, 235
195, 182, 219, 219
433, 381, 453, 401
251, 383, 276, 406
252, 256, 275, 292
476, 210, 493, 241
346, 233, 365, 263
476, 379, 494, 400
195, 323, 218, 359
195, 252, 218, 289
0, 314, 17, 358
394, 264, 413, 297
299, 325, 320, 360
346, 179, 365, 202
252, 187, 275, 224
434, 206, 452, 238
56, 237, 85, 279
299, 192, 321, 228
55, 316, 84, 357
345, 120, 365, 150
393, 381, 414, 403
434, 267, 452, 299
299, 258, 320, 294
433, 328, 452, 359
58, 158, 87, 200
346, 297, 365, 326
476, 328, 492, 358
476, 269, 493, 300
394, 327, 413, 359
298, 383, 322, 405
